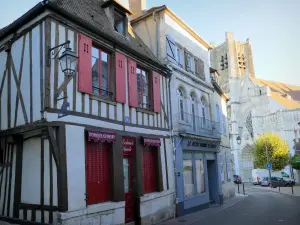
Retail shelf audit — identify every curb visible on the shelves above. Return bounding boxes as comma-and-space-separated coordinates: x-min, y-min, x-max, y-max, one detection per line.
250, 186, 300, 197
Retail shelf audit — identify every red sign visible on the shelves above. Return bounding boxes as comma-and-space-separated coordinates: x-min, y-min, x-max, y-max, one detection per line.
87, 130, 116, 143
122, 137, 135, 155
143, 137, 161, 146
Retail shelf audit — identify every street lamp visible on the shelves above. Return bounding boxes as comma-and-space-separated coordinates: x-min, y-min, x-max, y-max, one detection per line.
48, 40, 78, 77
236, 135, 241, 145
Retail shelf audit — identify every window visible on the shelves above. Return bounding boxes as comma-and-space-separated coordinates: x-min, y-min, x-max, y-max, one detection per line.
195, 159, 205, 193
191, 92, 197, 132
201, 97, 209, 128
177, 87, 186, 121
220, 154, 225, 182
187, 54, 192, 72
92, 47, 111, 97
183, 151, 206, 197
143, 147, 157, 193
177, 46, 184, 68
114, 10, 126, 35
183, 159, 194, 196
123, 158, 130, 193
86, 142, 111, 205
137, 67, 150, 109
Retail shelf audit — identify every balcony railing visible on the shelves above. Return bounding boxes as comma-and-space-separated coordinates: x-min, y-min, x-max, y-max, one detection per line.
174, 111, 221, 138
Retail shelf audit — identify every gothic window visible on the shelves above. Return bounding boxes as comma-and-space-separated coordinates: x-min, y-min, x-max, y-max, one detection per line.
245, 112, 253, 137
238, 52, 246, 70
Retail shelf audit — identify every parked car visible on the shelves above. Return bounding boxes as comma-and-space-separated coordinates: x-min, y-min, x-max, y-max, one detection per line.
233, 175, 242, 184
261, 177, 270, 186
262, 177, 295, 188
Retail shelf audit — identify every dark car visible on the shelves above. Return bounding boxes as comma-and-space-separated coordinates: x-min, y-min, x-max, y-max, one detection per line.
233, 175, 242, 184
271, 177, 287, 188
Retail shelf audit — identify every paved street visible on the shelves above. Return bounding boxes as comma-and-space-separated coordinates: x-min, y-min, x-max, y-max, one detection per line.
160, 184, 300, 225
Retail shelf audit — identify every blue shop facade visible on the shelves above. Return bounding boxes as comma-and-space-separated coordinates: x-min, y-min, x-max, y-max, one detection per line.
175, 134, 222, 216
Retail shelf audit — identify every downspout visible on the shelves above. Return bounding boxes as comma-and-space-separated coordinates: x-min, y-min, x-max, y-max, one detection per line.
152, 9, 160, 57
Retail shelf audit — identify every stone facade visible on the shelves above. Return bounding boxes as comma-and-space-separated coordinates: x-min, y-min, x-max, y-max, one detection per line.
210, 32, 300, 182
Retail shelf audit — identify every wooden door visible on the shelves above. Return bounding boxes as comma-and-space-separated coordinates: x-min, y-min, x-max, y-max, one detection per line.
123, 156, 134, 223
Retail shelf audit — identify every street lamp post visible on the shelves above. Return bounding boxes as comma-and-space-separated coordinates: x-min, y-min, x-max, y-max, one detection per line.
265, 144, 272, 185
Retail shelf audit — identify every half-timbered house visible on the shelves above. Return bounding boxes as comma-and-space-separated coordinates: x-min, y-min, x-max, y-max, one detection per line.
0, 0, 175, 224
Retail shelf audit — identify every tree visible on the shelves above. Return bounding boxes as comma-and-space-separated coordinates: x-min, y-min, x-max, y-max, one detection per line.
291, 154, 300, 170
252, 132, 289, 171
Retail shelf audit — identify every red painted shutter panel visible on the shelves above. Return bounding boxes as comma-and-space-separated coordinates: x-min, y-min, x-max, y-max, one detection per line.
152, 72, 161, 113
128, 59, 138, 107
115, 52, 126, 103
143, 147, 157, 194
78, 34, 92, 94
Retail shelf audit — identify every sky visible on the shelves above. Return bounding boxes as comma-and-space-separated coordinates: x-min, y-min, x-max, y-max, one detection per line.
1, 0, 300, 85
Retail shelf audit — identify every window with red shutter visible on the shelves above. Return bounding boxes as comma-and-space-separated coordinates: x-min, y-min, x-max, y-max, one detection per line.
137, 67, 151, 109
78, 34, 92, 94
152, 72, 161, 113
143, 147, 157, 194
92, 46, 111, 97
86, 141, 111, 205
115, 52, 126, 103
128, 59, 138, 107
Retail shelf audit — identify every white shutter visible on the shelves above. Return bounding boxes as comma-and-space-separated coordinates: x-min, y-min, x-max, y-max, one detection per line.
166, 34, 176, 63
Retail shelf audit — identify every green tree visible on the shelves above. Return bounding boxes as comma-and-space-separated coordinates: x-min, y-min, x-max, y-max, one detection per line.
291, 154, 300, 170
252, 132, 289, 171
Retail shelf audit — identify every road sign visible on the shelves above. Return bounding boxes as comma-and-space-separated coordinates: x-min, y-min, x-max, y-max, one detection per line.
296, 157, 300, 163
266, 163, 272, 169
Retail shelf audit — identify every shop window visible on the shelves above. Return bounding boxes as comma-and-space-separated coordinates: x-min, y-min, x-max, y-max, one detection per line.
143, 146, 157, 194
183, 151, 206, 197
183, 159, 194, 196
195, 159, 205, 193
137, 67, 150, 109
86, 141, 111, 205
92, 46, 111, 97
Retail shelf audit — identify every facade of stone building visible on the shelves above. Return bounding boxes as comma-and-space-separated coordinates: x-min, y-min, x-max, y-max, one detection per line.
131, 2, 234, 216
210, 32, 300, 182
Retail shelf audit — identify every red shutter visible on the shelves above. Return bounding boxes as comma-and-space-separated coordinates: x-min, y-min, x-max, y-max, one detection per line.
86, 142, 110, 205
78, 34, 92, 94
128, 59, 138, 107
115, 52, 126, 103
143, 147, 156, 193
152, 72, 161, 113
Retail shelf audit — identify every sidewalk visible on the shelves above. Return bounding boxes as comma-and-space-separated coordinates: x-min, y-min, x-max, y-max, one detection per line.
251, 185, 300, 196
158, 195, 248, 225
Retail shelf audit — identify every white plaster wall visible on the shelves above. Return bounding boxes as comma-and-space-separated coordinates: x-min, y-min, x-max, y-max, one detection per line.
65, 125, 86, 211
21, 137, 41, 204
140, 190, 174, 218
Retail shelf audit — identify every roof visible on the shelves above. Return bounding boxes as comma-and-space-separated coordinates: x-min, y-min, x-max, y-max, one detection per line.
253, 78, 300, 109
101, 0, 132, 15
0, 0, 168, 73
131, 5, 212, 50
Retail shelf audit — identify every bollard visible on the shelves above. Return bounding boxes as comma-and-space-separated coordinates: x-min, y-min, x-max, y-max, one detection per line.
291, 185, 294, 195
243, 183, 245, 195
279, 186, 280, 192
238, 183, 240, 193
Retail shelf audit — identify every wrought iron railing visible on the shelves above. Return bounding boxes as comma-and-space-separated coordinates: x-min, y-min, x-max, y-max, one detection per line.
174, 111, 221, 138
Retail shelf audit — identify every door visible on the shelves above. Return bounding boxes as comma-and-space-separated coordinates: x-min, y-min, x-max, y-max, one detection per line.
124, 156, 134, 223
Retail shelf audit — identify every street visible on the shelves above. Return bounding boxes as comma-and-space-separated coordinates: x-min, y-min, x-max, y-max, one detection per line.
191, 185, 300, 225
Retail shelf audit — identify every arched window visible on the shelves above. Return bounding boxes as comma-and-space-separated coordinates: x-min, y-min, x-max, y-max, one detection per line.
190, 92, 197, 131
201, 96, 209, 128
177, 87, 186, 121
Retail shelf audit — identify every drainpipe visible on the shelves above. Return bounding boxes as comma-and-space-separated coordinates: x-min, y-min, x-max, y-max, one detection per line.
152, 9, 160, 57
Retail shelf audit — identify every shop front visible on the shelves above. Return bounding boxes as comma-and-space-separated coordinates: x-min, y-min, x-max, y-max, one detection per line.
65, 127, 172, 225
175, 135, 222, 216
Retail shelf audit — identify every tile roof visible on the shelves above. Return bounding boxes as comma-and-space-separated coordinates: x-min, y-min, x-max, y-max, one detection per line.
253, 78, 300, 109
49, 0, 162, 65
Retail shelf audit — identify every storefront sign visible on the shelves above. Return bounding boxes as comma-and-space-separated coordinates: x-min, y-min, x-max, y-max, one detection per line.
87, 130, 116, 143
143, 137, 161, 146
182, 138, 219, 152
122, 137, 135, 154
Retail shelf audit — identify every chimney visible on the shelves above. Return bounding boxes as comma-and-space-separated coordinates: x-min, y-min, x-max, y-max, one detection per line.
129, 0, 147, 20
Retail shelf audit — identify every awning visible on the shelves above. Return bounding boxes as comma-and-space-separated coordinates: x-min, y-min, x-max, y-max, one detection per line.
87, 130, 116, 143
143, 137, 161, 147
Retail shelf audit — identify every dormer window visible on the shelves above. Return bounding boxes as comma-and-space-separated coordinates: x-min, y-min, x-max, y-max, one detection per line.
114, 10, 126, 35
